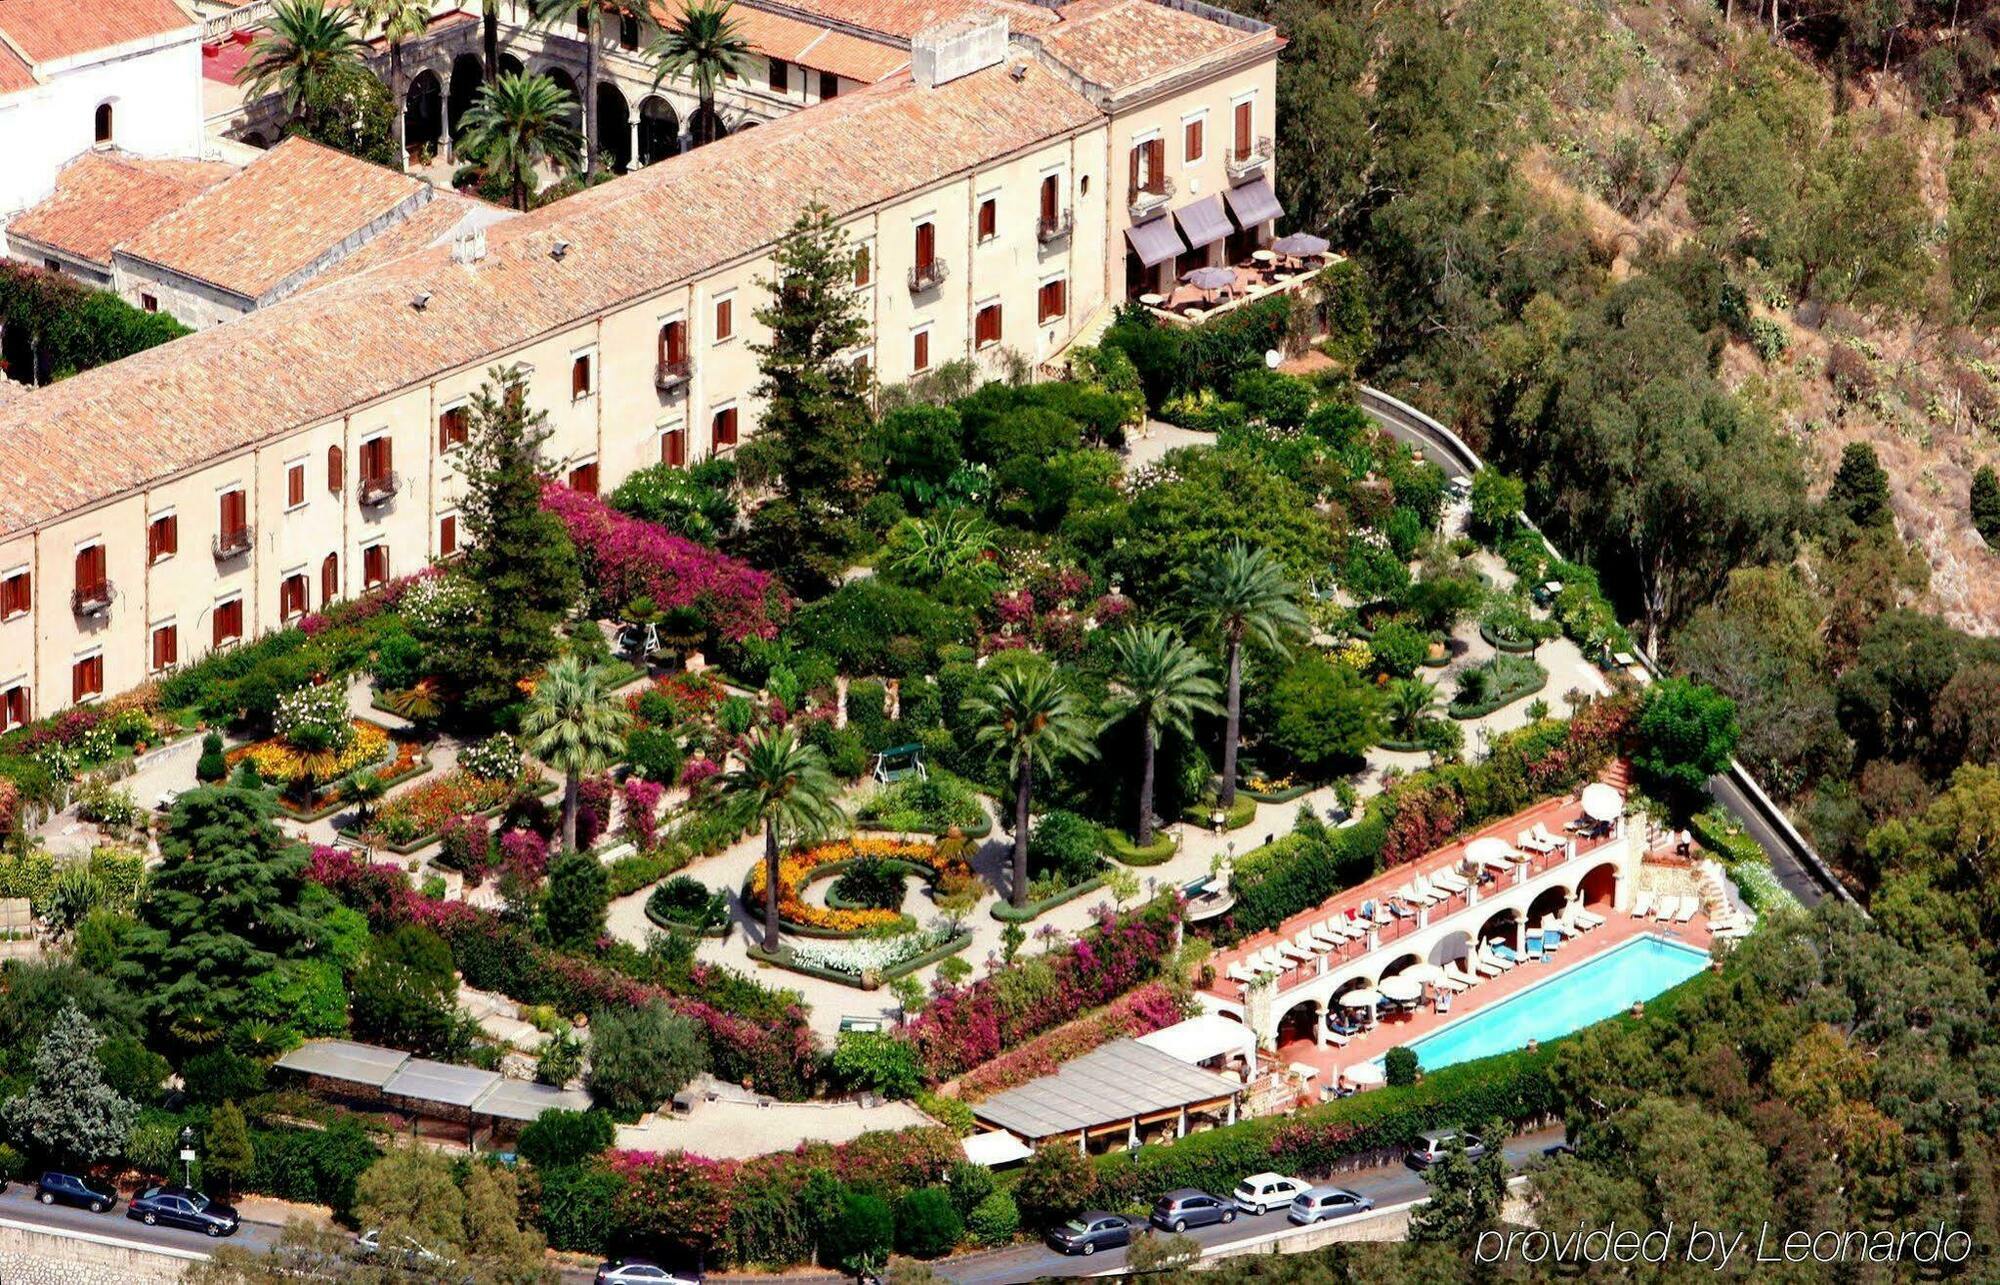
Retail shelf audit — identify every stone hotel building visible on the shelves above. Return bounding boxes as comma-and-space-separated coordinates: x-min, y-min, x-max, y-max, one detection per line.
0, 0, 1285, 728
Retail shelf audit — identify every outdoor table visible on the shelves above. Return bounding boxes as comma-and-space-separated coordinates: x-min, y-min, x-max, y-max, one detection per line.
1139, 293, 1165, 308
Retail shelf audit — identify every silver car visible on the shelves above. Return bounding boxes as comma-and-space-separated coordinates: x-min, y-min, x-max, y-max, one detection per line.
1288, 1186, 1375, 1225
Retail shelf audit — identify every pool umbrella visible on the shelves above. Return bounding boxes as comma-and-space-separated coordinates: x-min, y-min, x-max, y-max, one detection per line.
1272, 232, 1330, 258
1343, 1062, 1386, 1087
1401, 963, 1448, 986
1378, 975, 1423, 1004
1466, 836, 1515, 869
1182, 264, 1238, 302
1340, 987, 1382, 1008
1581, 783, 1625, 823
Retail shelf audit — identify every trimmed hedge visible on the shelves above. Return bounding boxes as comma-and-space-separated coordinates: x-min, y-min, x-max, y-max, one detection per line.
1101, 827, 1178, 866
1181, 796, 1257, 831
1478, 622, 1540, 654
990, 873, 1109, 923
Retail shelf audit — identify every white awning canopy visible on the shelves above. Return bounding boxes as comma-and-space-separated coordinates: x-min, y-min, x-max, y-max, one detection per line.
1125, 215, 1187, 268
1136, 1014, 1256, 1068
962, 1131, 1034, 1168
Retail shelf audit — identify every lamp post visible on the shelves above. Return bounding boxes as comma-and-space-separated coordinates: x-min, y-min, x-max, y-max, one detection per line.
177, 1125, 197, 1187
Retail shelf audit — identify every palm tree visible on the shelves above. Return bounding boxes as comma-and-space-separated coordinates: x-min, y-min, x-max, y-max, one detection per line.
480, 0, 502, 80
1386, 677, 1438, 741
238, 0, 365, 128
720, 726, 846, 949
965, 666, 1099, 908
457, 72, 586, 211
885, 507, 997, 587
355, 0, 431, 167
1105, 626, 1221, 848
1185, 541, 1308, 809
521, 655, 633, 852
648, 0, 752, 148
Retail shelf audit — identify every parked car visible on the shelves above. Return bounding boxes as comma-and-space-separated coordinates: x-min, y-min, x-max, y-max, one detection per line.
1405, 1130, 1487, 1169
1288, 1186, 1376, 1225
127, 1185, 239, 1237
1233, 1172, 1312, 1215
1045, 1211, 1134, 1256
35, 1171, 115, 1214
1149, 1188, 1237, 1233
357, 1228, 455, 1271
595, 1261, 702, 1285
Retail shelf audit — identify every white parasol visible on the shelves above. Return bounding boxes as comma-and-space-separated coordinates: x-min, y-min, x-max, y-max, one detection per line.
1401, 963, 1448, 985
1340, 987, 1382, 1008
1343, 1062, 1386, 1087
1466, 836, 1516, 869
1581, 783, 1625, 823
1378, 975, 1423, 1003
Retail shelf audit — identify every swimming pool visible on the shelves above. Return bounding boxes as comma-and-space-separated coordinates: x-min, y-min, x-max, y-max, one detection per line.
1402, 935, 1710, 1071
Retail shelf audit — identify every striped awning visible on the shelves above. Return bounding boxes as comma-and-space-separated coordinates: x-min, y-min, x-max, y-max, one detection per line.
1124, 215, 1186, 268
1174, 194, 1232, 248
1224, 176, 1283, 228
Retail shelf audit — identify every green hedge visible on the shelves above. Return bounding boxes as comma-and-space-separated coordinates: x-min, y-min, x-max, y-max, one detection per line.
1688, 809, 1801, 915
1181, 796, 1257, 830
989, 874, 1108, 923
1240, 781, 1317, 804
1447, 663, 1548, 720
1226, 810, 1387, 941
1101, 827, 1178, 866
1478, 623, 1540, 654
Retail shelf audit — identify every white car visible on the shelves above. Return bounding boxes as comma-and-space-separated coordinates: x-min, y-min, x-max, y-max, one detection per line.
1232, 1171, 1312, 1215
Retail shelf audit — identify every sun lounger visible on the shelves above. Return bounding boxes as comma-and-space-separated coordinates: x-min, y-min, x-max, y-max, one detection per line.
1649, 897, 1680, 924
1444, 960, 1481, 987
1478, 943, 1517, 972
1531, 822, 1564, 850
1431, 869, 1468, 893
1631, 891, 1654, 919
1541, 916, 1572, 939
1573, 905, 1606, 928
1323, 1029, 1350, 1046
1226, 963, 1258, 984
1673, 898, 1698, 924
1280, 940, 1316, 963
1537, 918, 1562, 952
1488, 940, 1521, 962
1433, 969, 1471, 992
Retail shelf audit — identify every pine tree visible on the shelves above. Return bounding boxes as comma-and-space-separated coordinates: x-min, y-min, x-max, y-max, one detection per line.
1, 1004, 136, 1164
204, 1102, 256, 1196
442, 366, 581, 719
1827, 441, 1892, 529
1973, 465, 2000, 545
742, 202, 875, 593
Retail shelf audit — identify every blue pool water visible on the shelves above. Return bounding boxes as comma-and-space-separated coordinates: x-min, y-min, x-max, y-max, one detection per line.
1403, 935, 1709, 1071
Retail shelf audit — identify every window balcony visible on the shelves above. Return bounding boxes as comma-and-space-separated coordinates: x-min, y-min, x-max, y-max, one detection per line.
1128, 175, 1174, 221
655, 358, 693, 392
212, 524, 254, 560
907, 258, 949, 293
1037, 209, 1074, 244
1226, 136, 1273, 182
358, 472, 400, 507
71, 580, 113, 617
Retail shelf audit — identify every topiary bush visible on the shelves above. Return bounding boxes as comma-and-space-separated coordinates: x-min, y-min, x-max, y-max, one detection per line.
516, 1108, 616, 1170
966, 1190, 1020, 1246
196, 731, 227, 784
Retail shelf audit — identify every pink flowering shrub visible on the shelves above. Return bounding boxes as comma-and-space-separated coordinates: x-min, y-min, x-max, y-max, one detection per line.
957, 981, 1192, 1100
679, 757, 720, 795
499, 828, 549, 882
542, 485, 783, 640
577, 773, 616, 850
437, 813, 493, 881
624, 777, 665, 848
908, 906, 1181, 1080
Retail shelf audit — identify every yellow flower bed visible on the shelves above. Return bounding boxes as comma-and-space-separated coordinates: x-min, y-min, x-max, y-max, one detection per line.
746, 837, 971, 934
243, 721, 389, 785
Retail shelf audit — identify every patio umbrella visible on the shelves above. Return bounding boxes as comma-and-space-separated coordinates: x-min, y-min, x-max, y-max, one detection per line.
1343, 1062, 1386, 1087
1340, 987, 1382, 1008
1401, 963, 1448, 986
1182, 265, 1238, 290
1272, 232, 1331, 258
1466, 836, 1515, 869
1581, 783, 1625, 823
1378, 975, 1423, 1003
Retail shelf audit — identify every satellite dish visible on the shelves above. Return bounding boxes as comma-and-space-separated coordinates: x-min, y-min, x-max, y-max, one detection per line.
1264, 349, 1282, 369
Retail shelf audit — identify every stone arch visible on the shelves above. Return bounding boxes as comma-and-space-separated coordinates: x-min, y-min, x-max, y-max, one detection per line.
1476, 907, 1520, 952
542, 66, 583, 133
1377, 951, 1421, 981
595, 81, 631, 172
1527, 885, 1570, 933
1579, 861, 1618, 909
448, 52, 484, 141
1274, 996, 1320, 1048
499, 52, 525, 78
239, 130, 270, 149
638, 96, 680, 164
405, 68, 444, 158
688, 102, 726, 147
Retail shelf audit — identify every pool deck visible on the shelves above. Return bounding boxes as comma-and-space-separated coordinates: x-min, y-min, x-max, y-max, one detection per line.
1268, 910, 1715, 1095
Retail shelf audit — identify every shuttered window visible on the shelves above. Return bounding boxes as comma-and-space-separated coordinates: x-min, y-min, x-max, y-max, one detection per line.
975, 304, 1002, 348
151, 624, 178, 672
213, 598, 243, 646
1, 569, 31, 617
147, 515, 177, 562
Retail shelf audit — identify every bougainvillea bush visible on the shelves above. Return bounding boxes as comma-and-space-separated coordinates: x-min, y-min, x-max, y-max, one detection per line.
955, 981, 1191, 1100
907, 903, 1181, 1081
543, 485, 785, 641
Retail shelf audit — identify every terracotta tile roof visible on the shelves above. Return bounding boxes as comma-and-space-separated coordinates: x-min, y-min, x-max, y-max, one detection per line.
0, 0, 195, 65
6, 150, 237, 268
300, 192, 514, 291
1041, 0, 1270, 92
651, 0, 909, 82
0, 58, 1102, 536
744, 0, 1059, 42
116, 136, 431, 301
0, 42, 32, 94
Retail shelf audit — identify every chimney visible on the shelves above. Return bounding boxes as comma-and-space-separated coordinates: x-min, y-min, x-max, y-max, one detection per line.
911, 13, 1010, 88
451, 229, 487, 265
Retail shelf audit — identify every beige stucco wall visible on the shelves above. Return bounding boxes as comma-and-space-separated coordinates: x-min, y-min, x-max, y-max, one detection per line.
0, 45, 1274, 726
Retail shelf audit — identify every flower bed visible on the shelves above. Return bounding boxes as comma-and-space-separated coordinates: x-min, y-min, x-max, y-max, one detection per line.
1447, 655, 1548, 720
956, 982, 1190, 1101
1180, 795, 1257, 831
852, 770, 993, 837
276, 734, 429, 821
744, 837, 969, 937
227, 718, 390, 782
748, 922, 971, 988
1238, 774, 1315, 804
362, 769, 533, 852
644, 875, 733, 937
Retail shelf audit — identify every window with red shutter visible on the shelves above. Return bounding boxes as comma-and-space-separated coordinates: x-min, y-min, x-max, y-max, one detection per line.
714, 298, 733, 342
74, 544, 105, 596
712, 408, 738, 446
2, 685, 29, 730
853, 246, 871, 287
363, 545, 388, 588
914, 222, 936, 273
977, 199, 997, 242
975, 304, 1001, 349
148, 514, 177, 561
1186, 117, 1204, 163
287, 463, 305, 508
1038, 279, 1068, 323
568, 463, 599, 494
1040, 175, 1058, 224
280, 574, 307, 620
912, 330, 930, 372
661, 429, 686, 467
439, 515, 458, 557
1, 569, 30, 617
661, 321, 687, 366
321, 554, 339, 605
327, 445, 344, 492
151, 624, 178, 672
360, 437, 391, 485
1234, 100, 1252, 156
213, 598, 243, 646
439, 407, 468, 450
572, 353, 593, 399
71, 654, 102, 702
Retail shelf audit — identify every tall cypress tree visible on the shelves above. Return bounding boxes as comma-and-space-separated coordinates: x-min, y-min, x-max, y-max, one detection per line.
742, 202, 874, 594
1973, 465, 2000, 546
443, 365, 581, 720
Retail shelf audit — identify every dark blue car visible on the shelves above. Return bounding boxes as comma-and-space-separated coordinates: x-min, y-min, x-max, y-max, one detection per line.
127, 1185, 239, 1237
36, 1171, 116, 1214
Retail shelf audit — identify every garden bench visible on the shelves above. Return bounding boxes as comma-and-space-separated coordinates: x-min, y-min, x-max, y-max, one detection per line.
871, 743, 927, 784
596, 841, 637, 866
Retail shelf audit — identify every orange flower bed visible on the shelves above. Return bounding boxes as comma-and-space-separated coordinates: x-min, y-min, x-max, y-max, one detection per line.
746, 837, 969, 935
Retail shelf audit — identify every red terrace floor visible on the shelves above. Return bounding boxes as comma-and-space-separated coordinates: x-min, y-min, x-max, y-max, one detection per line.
201, 31, 253, 84
1264, 909, 1717, 1099
1201, 764, 1638, 1006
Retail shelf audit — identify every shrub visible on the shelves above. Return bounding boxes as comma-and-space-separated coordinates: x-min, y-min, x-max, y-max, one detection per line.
585, 1001, 708, 1117
1028, 810, 1103, 888
1385, 1046, 1418, 1086
436, 813, 492, 878
829, 858, 908, 911
831, 1030, 923, 1099
1975, 466, 2000, 546
516, 1108, 616, 1170
196, 732, 227, 784
646, 875, 730, 933
98, 1036, 170, 1104
625, 727, 684, 784
965, 1190, 1020, 1246
458, 733, 523, 782
545, 850, 610, 948
1370, 623, 1430, 678
789, 580, 971, 676
1014, 1141, 1098, 1229
182, 1048, 266, 1107
895, 1186, 964, 1258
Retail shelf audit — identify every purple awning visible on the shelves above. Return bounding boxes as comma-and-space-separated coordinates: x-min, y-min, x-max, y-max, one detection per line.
1174, 194, 1232, 249
1224, 177, 1283, 229
1124, 215, 1186, 268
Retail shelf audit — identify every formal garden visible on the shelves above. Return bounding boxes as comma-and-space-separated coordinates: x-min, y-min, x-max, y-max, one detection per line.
0, 206, 1755, 1280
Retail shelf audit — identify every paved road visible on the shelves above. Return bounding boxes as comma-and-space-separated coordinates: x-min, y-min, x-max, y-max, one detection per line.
1707, 772, 1828, 907
940, 1126, 1565, 1284
0, 1180, 288, 1257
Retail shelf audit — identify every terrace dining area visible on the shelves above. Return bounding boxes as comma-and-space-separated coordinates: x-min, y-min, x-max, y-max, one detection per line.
1140, 247, 1341, 325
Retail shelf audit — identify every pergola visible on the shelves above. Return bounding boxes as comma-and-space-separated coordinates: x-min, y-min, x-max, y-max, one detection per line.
969, 1039, 1242, 1154
274, 1039, 592, 1144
